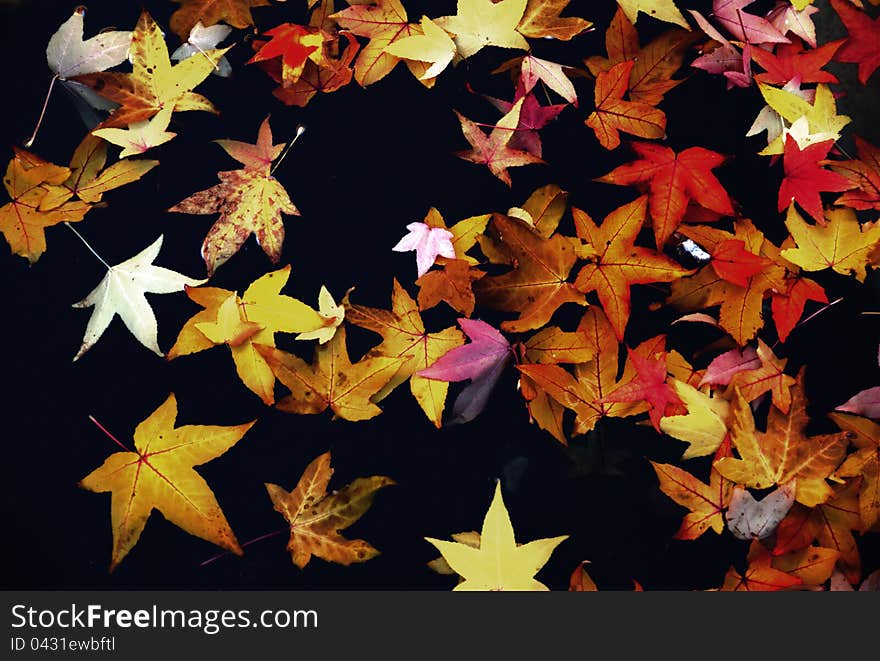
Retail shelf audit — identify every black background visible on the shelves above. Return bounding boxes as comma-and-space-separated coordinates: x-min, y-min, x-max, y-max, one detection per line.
1, 0, 878, 590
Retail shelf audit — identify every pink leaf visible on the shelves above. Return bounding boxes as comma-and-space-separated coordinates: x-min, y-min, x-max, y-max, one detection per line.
418, 318, 511, 382
836, 386, 880, 419
713, 0, 789, 44
392, 221, 455, 277
700, 346, 761, 387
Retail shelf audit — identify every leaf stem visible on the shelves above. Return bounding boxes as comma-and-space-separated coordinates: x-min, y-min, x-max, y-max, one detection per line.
25, 74, 59, 149
199, 527, 287, 567
65, 222, 111, 270
88, 415, 132, 452
270, 125, 306, 175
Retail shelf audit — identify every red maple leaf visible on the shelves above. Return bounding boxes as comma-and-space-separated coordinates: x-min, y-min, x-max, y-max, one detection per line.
711, 239, 772, 287
751, 37, 843, 85
830, 0, 880, 84
778, 137, 854, 224
597, 142, 734, 247
771, 276, 828, 343
248, 23, 322, 85
600, 337, 682, 432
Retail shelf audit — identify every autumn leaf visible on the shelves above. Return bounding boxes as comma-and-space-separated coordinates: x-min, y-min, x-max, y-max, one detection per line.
767, 2, 818, 47
758, 83, 850, 156
416, 259, 485, 316
420, 206, 490, 265
779, 138, 854, 223
392, 221, 455, 277
72, 10, 230, 128
425, 482, 568, 590
0, 151, 89, 263
831, 413, 880, 530
573, 196, 691, 340
92, 105, 177, 158
659, 379, 729, 459
332, 2, 449, 86
586, 8, 698, 106
454, 98, 544, 185
170, 0, 269, 40
516, 0, 592, 40
726, 482, 796, 540
266, 24, 361, 107
518, 307, 647, 435
473, 212, 585, 333
435, 0, 529, 59
37, 134, 157, 209
615, 0, 689, 29
710, 239, 772, 287
505, 184, 568, 238
597, 142, 734, 247
781, 205, 880, 282
47, 7, 131, 80
295, 286, 345, 345
79, 393, 254, 570
715, 371, 851, 507
751, 37, 842, 85
700, 346, 760, 387
720, 540, 802, 591
265, 451, 394, 568
772, 545, 840, 587
668, 220, 787, 345
256, 325, 405, 422
345, 280, 465, 427
727, 339, 795, 414
651, 440, 733, 540
600, 336, 681, 431
73, 235, 206, 361
168, 116, 300, 275
770, 275, 828, 343
713, 0, 789, 44
380, 15, 457, 84
831, 136, 880, 211
418, 318, 512, 425
171, 22, 233, 78
830, 0, 880, 85
247, 23, 326, 86
168, 266, 326, 405
586, 61, 666, 150
836, 387, 880, 420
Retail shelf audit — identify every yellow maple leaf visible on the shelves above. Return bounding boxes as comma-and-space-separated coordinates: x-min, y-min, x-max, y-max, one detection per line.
266, 451, 394, 568
0, 153, 89, 263
659, 379, 729, 460
92, 105, 177, 158
616, 0, 689, 28
256, 325, 406, 422
781, 205, 880, 282
37, 134, 158, 209
79, 393, 255, 570
345, 279, 464, 427
436, 0, 529, 59
382, 15, 457, 81
758, 83, 851, 156
168, 266, 326, 405
72, 10, 230, 128
426, 482, 568, 590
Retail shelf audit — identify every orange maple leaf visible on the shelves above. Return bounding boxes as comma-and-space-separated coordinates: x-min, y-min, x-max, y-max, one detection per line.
715, 371, 851, 507
473, 213, 586, 332
597, 141, 734, 248
585, 60, 666, 150
573, 196, 691, 340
